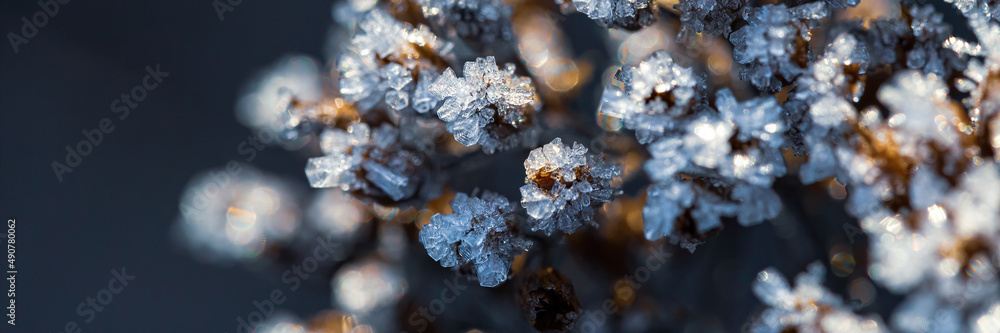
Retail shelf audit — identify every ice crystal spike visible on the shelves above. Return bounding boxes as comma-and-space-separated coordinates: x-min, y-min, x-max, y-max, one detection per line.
520, 138, 621, 236
570, 0, 658, 30
730, 2, 828, 92
337, 9, 453, 114
598, 50, 702, 144
305, 123, 430, 203
751, 262, 886, 333
429, 56, 542, 153
418, 191, 532, 287
415, 0, 513, 46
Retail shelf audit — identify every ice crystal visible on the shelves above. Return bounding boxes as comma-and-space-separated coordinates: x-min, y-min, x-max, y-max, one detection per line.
751, 262, 886, 333
429, 56, 541, 153
415, 0, 513, 45
337, 9, 454, 115
520, 138, 621, 235
305, 122, 433, 203
730, 2, 828, 92
418, 191, 532, 287
570, 0, 658, 30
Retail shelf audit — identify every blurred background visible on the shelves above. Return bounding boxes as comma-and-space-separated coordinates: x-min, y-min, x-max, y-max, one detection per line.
0, 0, 900, 331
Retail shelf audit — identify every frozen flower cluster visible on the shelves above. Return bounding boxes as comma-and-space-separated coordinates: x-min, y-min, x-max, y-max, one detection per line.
642, 89, 785, 251
184, 0, 1000, 330
337, 9, 454, 116
599, 50, 702, 144
730, 2, 828, 92
305, 122, 434, 203
788, 24, 1000, 328
601, 51, 785, 251
419, 191, 532, 287
521, 138, 620, 235
569, 0, 658, 30
751, 262, 886, 333
430, 56, 542, 153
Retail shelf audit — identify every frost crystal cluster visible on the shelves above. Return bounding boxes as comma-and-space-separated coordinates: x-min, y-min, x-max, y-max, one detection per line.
430, 56, 542, 153
601, 51, 785, 251
338, 9, 454, 115
569, 0, 658, 30
178, 0, 1000, 331
419, 191, 532, 287
305, 122, 431, 202
599, 50, 702, 144
674, 0, 746, 40
729, 2, 828, 92
521, 138, 620, 235
415, 0, 514, 45
751, 263, 886, 333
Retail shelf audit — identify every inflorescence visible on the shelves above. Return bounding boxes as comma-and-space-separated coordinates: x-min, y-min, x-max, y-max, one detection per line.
175, 0, 1000, 331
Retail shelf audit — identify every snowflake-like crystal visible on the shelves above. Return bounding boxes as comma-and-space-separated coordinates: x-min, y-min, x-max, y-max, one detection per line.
520, 138, 621, 235
419, 191, 532, 287
429, 56, 542, 153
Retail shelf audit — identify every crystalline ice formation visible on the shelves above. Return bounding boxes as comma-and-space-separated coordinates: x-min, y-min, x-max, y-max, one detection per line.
862, 163, 1000, 300
598, 50, 703, 144
751, 262, 886, 333
570, 0, 658, 30
729, 2, 828, 92
177, 167, 300, 262
305, 122, 431, 202
831, 4, 960, 78
429, 56, 542, 153
674, 0, 746, 40
337, 9, 454, 115
415, 0, 513, 46
945, 4, 1000, 129
785, 33, 869, 183
640, 89, 785, 250
418, 191, 532, 287
520, 138, 621, 235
